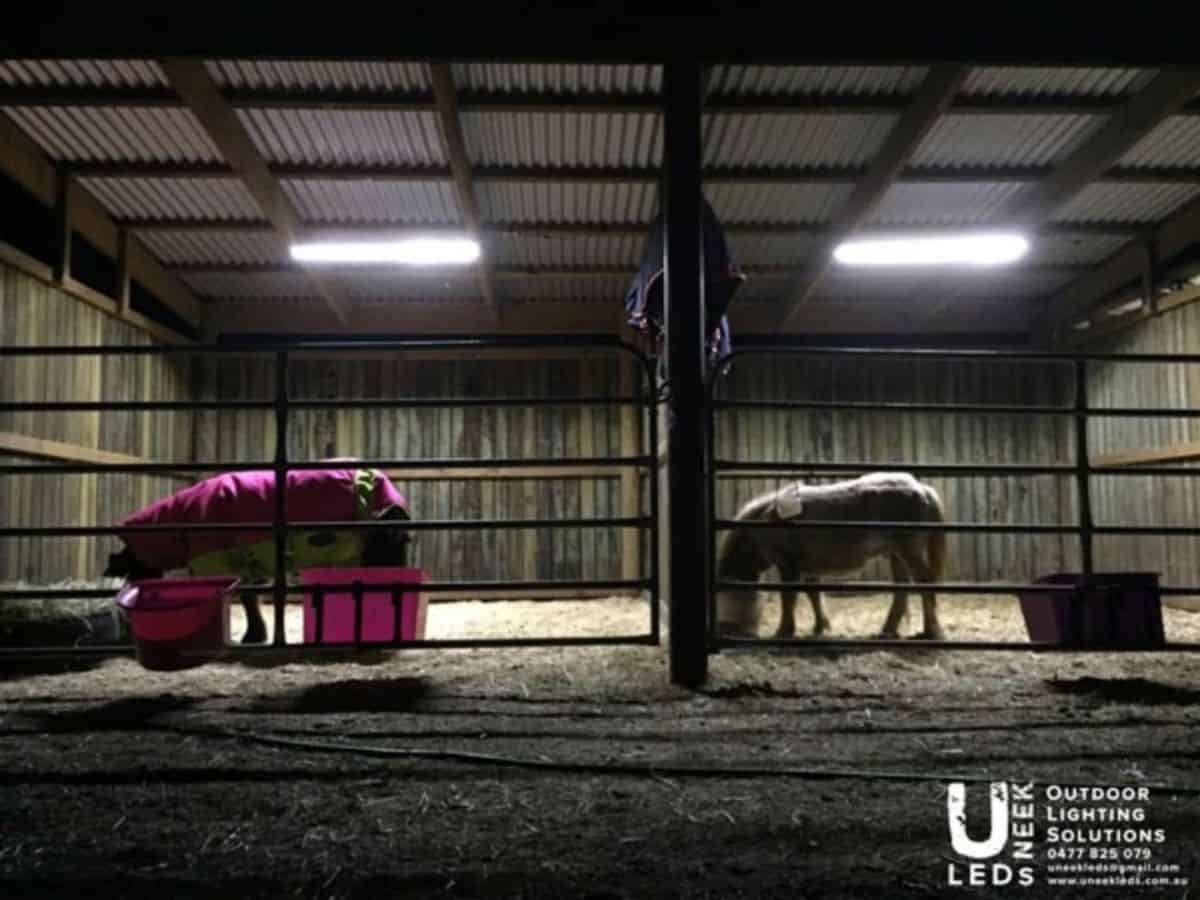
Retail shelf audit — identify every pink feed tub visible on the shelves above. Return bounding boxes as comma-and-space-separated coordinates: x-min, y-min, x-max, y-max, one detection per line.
115, 577, 238, 671
300, 567, 427, 645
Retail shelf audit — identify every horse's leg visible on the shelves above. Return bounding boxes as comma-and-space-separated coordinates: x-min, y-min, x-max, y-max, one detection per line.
902, 546, 945, 640
241, 591, 267, 644
878, 553, 911, 638
808, 586, 829, 637
777, 563, 826, 637
776, 587, 797, 638
774, 563, 797, 638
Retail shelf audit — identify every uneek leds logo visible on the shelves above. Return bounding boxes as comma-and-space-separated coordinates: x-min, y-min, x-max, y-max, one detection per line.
946, 781, 1036, 887
943, 780, 1188, 890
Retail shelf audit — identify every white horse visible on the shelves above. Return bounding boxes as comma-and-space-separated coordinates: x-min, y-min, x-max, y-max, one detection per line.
715, 472, 947, 640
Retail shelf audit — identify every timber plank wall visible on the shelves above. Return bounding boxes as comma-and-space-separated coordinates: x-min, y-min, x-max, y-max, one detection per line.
712, 352, 1079, 585
1089, 303, 1200, 604
20, 250, 1190, 598
0, 261, 191, 584
201, 352, 641, 586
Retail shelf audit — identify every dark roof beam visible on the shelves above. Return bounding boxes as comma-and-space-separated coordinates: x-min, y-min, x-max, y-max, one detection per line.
159, 57, 350, 324
428, 62, 499, 322
777, 65, 970, 327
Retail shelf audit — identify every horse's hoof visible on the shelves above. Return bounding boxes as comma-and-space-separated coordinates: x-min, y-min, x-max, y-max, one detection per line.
872, 631, 900, 641
913, 629, 946, 641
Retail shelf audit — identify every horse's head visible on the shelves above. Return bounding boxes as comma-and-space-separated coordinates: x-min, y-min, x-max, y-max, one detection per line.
103, 546, 163, 581
361, 505, 414, 567
714, 526, 770, 637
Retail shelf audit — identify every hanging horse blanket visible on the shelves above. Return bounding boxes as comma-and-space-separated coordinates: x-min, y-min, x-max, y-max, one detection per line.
116, 468, 409, 581
623, 197, 746, 362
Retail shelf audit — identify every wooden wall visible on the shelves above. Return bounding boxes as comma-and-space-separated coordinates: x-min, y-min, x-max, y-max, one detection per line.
200, 347, 1087, 591
200, 352, 646, 587
22, 256, 1192, 603
0, 261, 192, 585
1088, 302, 1200, 603
713, 353, 1079, 584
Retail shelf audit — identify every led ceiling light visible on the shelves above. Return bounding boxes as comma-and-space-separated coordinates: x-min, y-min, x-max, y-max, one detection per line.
1104, 298, 1145, 317
833, 232, 1030, 267
290, 237, 481, 265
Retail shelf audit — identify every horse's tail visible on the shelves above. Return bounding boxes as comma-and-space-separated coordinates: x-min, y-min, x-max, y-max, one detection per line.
923, 485, 947, 582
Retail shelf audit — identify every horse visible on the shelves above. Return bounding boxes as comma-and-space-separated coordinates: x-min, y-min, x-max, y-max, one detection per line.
715, 472, 947, 640
103, 465, 412, 644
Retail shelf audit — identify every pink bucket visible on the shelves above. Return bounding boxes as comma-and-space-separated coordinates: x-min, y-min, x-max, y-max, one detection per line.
300, 567, 427, 645
115, 577, 238, 670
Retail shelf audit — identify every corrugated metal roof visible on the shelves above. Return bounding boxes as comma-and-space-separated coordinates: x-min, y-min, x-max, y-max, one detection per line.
0, 59, 167, 88
341, 271, 479, 301
817, 267, 1066, 305
488, 232, 642, 268
938, 268, 1077, 300
182, 271, 315, 300
960, 67, 1151, 97
3, 106, 222, 162
476, 182, 657, 224
236, 109, 446, 167
206, 60, 431, 92
733, 275, 790, 303
452, 64, 660, 94
707, 66, 928, 96
704, 183, 852, 224
1116, 116, 1200, 169
910, 114, 1104, 168
703, 114, 898, 169
1052, 183, 1200, 224
461, 112, 661, 168
1026, 232, 1129, 265
79, 177, 263, 220
865, 182, 1032, 226
281, 180, 463, 224
499, 275, 628, 303
727, 233, 823, 267
817, 270, 928, 304
137, 231, 289, 265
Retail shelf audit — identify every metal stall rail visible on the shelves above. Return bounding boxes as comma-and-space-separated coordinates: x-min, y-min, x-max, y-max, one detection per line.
0, 336, 660, 663
707, 345, 1200, 654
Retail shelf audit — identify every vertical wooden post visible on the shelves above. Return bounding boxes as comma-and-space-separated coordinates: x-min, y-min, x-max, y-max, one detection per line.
52, 166, 72, 285
663, 61, 708, 687
1074, 359, 1094, 580
116, 227, 132, 318
1142, 238, 1159, 317
619, 356, 640, 585
579, 361, 596, 581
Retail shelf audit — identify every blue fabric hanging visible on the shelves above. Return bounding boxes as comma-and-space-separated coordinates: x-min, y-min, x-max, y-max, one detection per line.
623, 197, 745, 366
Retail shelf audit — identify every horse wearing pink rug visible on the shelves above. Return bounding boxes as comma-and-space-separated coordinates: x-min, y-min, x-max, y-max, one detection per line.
104, 467, 412, 644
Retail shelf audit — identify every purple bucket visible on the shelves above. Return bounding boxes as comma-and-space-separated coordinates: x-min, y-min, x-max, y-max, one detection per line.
1018, 573, 1165, 648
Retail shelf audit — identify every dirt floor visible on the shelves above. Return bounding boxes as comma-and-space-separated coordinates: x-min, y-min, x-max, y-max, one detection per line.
2, 592, 1199, 899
